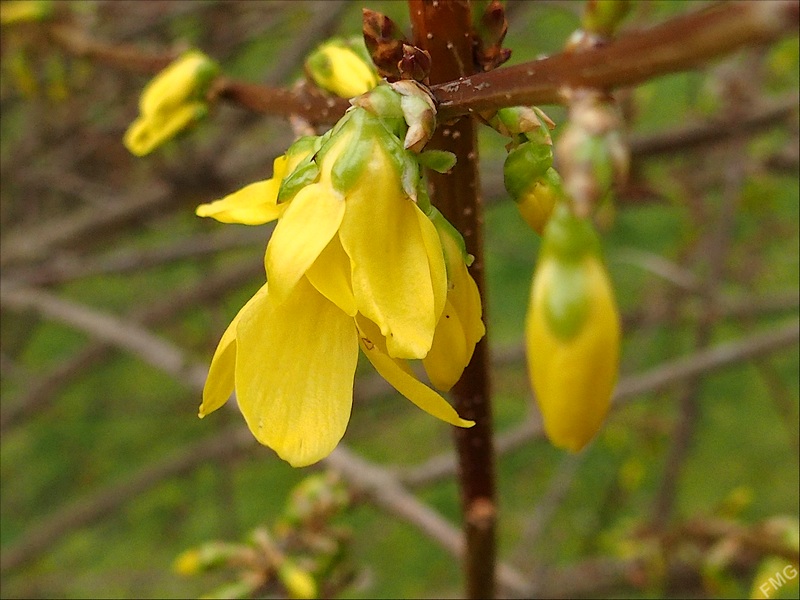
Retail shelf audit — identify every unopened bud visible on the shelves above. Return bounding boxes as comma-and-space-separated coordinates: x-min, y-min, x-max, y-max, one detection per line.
278, 560, 318, 599
305, 37, 379, 99
526, 204, 620, 452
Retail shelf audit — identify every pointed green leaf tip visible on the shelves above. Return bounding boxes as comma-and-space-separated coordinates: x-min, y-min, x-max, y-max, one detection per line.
417, 150, 457, 173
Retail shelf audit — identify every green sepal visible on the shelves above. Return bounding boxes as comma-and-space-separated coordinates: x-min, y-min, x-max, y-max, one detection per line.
305, 46, 334, 79
542, 260, 590, 341
541, 203, 600, 261
285, 135, 321, 162
417, 150, 456, 173
330, 135, 373, 194
193, 56, 221, 97
504, 141, 553, 199
276, 160, 319, 204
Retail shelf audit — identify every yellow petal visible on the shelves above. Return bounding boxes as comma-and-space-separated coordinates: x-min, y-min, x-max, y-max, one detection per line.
441, 232, 485, 352
123, 102, 202, 156
527, 257, 620, 452
416, 209, 447, 325
339, 151, 438, 359
422, 298, 469, 391
139, 50, 213, 115
198, 283, 270, 417
265, 183, 345, 305
306, 234, 357, 316
357, 316, 474, 428
235, 277, 358, 467
196, 179, 284, 225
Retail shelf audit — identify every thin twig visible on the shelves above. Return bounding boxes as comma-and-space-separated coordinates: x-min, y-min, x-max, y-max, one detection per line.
0, 260, 263, 433
400, 320, 800, 488
0, 286, 208, 390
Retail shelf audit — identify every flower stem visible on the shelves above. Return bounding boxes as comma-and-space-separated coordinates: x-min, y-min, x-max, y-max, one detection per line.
408, 1, 497, 598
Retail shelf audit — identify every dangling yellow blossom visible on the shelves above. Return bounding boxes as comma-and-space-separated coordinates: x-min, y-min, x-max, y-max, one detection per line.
124, 50, 219, 156
526, 203, 620, 452
305, 37, 380, 99
196, 90, 480, 467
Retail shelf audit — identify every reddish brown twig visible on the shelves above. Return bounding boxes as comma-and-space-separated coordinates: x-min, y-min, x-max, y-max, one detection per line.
409, 1, 497, 598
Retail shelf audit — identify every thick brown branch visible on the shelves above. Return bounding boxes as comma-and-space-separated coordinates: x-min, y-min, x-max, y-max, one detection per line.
432, 0, 800, 118
409, 1, 497, 598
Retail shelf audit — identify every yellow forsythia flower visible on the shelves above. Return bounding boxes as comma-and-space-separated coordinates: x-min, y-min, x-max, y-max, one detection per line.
503, 133, 561, 235
515, 167, 562, 235
197, 96, 479, 467
305, 38, 380, 99
526, 204, 620, 452
124, 50, 219, 156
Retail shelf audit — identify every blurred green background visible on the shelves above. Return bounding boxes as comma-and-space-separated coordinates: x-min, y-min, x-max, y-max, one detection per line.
1, 1, 798, 598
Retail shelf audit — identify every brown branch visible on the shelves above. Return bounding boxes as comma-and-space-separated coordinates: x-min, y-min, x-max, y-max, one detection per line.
47, 22, 175, 74
5, 227, 268, 287
0, 181, 173, 268
628, 93, 799, 160
323, 447, 531, 598
0, 259, 263, 433
40, 2, 798, 126
651, 121, 747, 528
409, 1, 497, 598
433, 0, 800, 118
0, 285, 208, 390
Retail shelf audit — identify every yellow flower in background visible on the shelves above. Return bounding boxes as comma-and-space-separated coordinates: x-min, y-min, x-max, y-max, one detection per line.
197, 97, 480, 467
526, 204, 620, 452
0, 0, 52, 25
124, 50, 219, 156
305, 37, 380, 99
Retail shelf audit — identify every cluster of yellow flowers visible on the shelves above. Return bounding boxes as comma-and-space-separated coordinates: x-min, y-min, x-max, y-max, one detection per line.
126, 38, 623, 464
195, 80, 482, 467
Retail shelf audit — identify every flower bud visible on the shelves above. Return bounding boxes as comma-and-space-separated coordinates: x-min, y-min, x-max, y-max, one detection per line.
305, 37, 379, 99
526, 204, 620, 452
515, 167, 563, 235
124, 50, 219, 156
278, 560, 318, 599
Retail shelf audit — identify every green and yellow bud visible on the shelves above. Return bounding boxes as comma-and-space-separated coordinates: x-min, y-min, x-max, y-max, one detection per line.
124, 50, 219, 156
516, 167, 563, 235
526, 204, 620, 452
305, 37, 379, 99
423, 208, 485, 391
